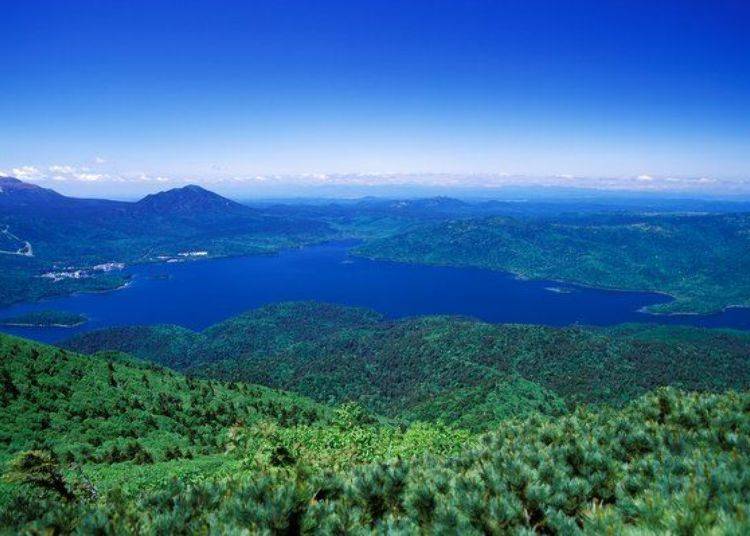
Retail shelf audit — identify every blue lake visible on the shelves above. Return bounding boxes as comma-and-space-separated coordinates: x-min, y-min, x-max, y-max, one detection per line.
1, 241, 749, 343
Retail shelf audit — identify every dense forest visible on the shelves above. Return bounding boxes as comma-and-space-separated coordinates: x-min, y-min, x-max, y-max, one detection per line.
1, 333, 749, 532
356, 212, 750, 314
65, 302, 750, 430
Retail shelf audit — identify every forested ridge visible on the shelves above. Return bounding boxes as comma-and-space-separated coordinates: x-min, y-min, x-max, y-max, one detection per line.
355, 212, 750, 314
0, 334, 472, 532
65, 302, 750, 430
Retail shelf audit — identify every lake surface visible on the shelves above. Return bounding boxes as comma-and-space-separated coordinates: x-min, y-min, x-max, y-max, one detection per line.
2, 241, 750, 343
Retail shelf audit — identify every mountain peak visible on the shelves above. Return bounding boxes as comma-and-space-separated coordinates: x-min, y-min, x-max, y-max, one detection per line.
135, 184, 248, 215
0, 176, 67, 206
1, 176, 41, 190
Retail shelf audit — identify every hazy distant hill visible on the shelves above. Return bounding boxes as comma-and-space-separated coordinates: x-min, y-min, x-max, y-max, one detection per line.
134, 184, 252, 216
0, 176, 126, 213
0, 176, 89, 211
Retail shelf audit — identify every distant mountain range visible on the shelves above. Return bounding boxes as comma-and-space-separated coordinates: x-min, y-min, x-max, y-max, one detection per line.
0, 177, 337, 307
0, 176, 250, 216
0, 176, 69, 208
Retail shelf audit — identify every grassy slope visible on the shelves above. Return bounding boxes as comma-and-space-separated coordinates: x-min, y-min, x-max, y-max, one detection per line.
3, 321, 750, 532
63, 302, 750, 431
355, 212, 750, 314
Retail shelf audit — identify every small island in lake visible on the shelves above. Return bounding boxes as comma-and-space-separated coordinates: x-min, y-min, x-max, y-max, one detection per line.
0, 310, 88, 328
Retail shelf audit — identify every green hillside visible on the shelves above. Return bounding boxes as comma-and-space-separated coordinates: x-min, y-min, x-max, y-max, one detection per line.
3, 344, 749, 534
64, 302, 750, 431
355, 212, 750, 314
0, 333, 472, 532
0, 334, 329, 469
62, 324, 206, 370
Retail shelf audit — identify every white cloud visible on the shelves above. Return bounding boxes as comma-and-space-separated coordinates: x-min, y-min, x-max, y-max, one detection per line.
94, 156, 106, 164
43, 165, 106, 182
636, 174, 653, 181
49, 165, 75, 174
12, 166, 42, 180
74, 172, 103, 182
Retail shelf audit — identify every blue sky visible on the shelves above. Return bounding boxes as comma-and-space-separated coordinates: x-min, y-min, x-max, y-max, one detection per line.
2, 1, 749, 197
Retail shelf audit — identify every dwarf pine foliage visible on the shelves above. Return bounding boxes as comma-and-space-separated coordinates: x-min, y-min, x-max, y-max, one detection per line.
3, 387, 749, 534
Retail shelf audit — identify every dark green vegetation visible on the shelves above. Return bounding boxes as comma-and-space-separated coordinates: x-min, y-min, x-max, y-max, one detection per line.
357, 212, 750, 314
65, 302, 750, 431
2, 331, 749, 533
63, 324, 204, 370
0, 310, 87, 328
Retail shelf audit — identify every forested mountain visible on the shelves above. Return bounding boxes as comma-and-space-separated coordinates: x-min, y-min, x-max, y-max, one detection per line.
134, 184, 250, 216
0, 177, 70, 209
64, 302, 750, 430
356, 212, 750, 314
2, 331, 748, 533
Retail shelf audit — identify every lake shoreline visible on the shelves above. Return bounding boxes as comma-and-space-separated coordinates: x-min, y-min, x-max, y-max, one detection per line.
350, 250, 750, 318
0, 321, 87, 328
1, 241, 748, 344
0, 238, 346, 310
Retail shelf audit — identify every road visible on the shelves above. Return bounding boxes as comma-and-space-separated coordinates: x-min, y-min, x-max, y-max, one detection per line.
0, 225, 34, 257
